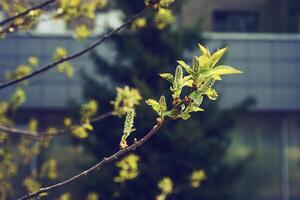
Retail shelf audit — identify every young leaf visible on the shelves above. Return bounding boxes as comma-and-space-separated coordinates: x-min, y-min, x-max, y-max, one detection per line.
146, 99, 160, 114
111, 86, 141, 116
184, 102, 204, 114
190, 107, 204, 112
198, 77, 215, 93
183, 79, 193, 87
175, 65, 183, 83
198, 55, 210, 69
165, 109, 181, 119
189, 91, 203, 105
210, 47, 227, 67
159, 73, 174, 83
159, 95, 167, 113
82, 123, 94, 131
212, 74, 222, 80
205, 88, 218, 100
172, 66, 184, 98
192, 56, 200, 73
72, 126, 89, 139
177, 60, 193, 74
208, 65, 242, 76
198, 44, 211, 57
180, 113, 191, 120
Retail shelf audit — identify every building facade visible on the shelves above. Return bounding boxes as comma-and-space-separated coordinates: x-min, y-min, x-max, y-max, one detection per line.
182, 0, 300, 33
0, 32, 299, 200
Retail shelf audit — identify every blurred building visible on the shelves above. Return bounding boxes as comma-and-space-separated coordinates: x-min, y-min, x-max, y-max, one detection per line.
0, 1, 300, 200
182, 0, 300, 33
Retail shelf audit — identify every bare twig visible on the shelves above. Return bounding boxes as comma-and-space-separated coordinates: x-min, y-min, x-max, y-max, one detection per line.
16, 122, 163, 200
0, 0, 57, 27
0, 111, 114, 140
0, 7, 149, 90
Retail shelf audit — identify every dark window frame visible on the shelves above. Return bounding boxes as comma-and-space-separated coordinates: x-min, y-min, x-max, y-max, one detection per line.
212, 9, 260, 32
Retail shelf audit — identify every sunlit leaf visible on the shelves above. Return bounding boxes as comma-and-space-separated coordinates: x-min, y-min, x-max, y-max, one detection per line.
180, 113, 190, 120
198, 44, 211, 57
189, 91, 203, 105
205, 88, 218, 100
159, 73, 173, 83
177, 60, 193, 74
210, 47, 227, 67
208, 65, 242, 76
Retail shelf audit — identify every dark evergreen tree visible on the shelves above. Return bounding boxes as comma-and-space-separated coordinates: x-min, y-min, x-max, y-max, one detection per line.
79, 0, 251, 199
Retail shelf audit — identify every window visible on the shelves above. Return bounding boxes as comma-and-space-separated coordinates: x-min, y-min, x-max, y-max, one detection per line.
213, 10, 260, 32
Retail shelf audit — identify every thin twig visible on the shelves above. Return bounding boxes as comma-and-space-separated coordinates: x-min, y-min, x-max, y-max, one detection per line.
0, 0, 57, 27
0, 111, 114, 140
0, 7, 149, 90
16, 122, 163, 200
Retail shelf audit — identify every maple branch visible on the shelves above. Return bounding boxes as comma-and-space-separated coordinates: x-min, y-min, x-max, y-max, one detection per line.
16, 121, 163, 200
0, 0, 57, 27
0, 111, 113, 140
0, 7, 149, 90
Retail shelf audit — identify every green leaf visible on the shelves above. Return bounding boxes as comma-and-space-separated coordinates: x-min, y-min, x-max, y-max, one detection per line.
180, 104, 186, 112
159, 95, 167, 113
208, 65, 242, 76
212, 74, 222, 80
175, 65, 183, 82
28, 56, 39, 67
205, 88, 218, 100
146, 99, 160, 114
198, 55, 210, 69
177, 60, 193, 74
183, 75, 192, 81
183, 80, 193, 87
11, 87, 26, 109
180, 113, 191, 120
210, 47, 227, 67
198, 44, 211, 57
72, 126, 89, 139
165, 109, 181, 119
190, 107, 204, 112
80, 100, 98, 122
192, 56, 200, 73
189, 91, 203, 105
159, 73, 174, 83
111, 86, 142, 117
183, 75, 193, 87
82, 123, 94, 131
198, 77, 215, 93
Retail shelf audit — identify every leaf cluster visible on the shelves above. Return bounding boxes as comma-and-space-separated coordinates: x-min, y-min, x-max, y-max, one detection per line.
111, 86, 142, 117
53, 47, 75, 78
145, 0, 175, 29
147, 44, 242, 121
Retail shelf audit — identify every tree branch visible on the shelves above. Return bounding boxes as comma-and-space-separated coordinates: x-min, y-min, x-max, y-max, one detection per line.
0, 7, 149, 90
0, 111, 113, 140
0, 0, 57, 27
16, 122, 163, 200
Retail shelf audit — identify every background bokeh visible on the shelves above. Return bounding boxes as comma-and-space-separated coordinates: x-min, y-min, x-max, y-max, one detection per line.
0, 0, 299, 199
